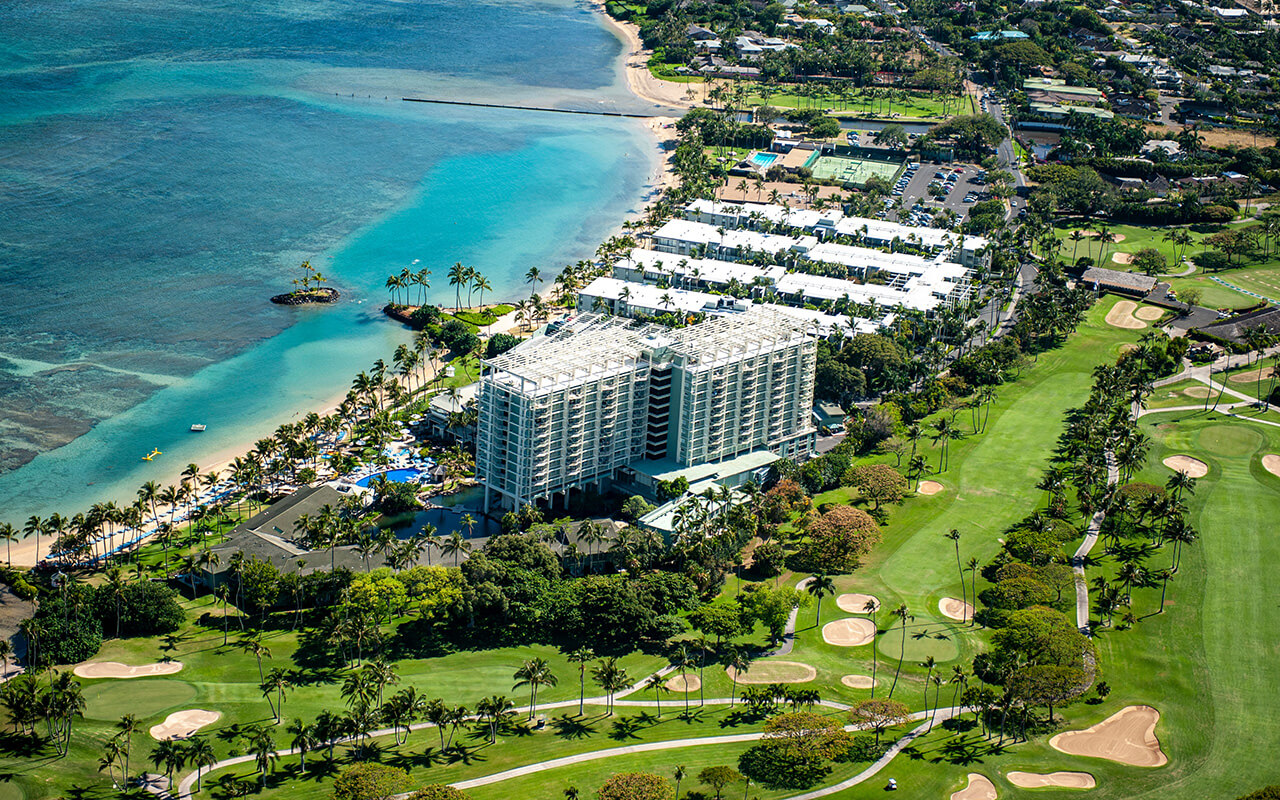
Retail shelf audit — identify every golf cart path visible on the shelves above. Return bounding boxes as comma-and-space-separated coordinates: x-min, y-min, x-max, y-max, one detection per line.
1072, 451, 1118, 635
174, 696, 956, 799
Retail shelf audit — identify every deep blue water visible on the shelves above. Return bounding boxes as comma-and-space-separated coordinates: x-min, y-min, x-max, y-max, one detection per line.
0, 0, 657, 522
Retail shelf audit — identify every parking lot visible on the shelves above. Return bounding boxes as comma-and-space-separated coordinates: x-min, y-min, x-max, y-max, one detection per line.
881, 162, 988, 226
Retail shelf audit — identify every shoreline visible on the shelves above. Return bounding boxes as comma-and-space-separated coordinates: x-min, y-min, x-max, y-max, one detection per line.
6, 7, 685, 566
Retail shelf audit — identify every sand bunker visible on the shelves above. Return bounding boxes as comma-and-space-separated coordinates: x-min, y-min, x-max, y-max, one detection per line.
1105, 300, 1145, 330
1184, 386, 1213, 399
1075, 230, 1126, 243
1111, 252, 1133, 265
918, 480, 945, 495
836, 593, 881, 614
1134, 306, 1164, 321
1050, 705, 1167, 767
150, 709, 221, 741
939, 597, 974, 621
1262, 455, 1280, 477
727, 660, 816, 684
951, 773, 997, 800
822, 618, 877, 647
1228, 366, 1275, 384
74, 661, 184, 679
665, 674, 700, 693
1163, 455, 1208, 478
1006, 771, 1096, 789
840, 674, 878, 689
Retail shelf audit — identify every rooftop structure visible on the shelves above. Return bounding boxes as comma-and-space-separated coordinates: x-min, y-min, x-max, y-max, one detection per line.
1079, 266, 1158, 296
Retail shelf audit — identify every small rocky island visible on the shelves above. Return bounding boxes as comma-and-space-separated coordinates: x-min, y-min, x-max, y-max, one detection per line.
270, 260, 339, 305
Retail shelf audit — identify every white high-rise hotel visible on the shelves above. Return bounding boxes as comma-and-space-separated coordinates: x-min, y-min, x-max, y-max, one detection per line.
476, 308, 816, 511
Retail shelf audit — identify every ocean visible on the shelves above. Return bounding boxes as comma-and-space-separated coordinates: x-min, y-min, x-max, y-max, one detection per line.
0, 0, 658, 523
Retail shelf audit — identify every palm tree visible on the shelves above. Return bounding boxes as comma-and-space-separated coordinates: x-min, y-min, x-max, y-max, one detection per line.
525, 266, 543, 300
945, 529, 966, 624
247, 726, 277, 787
512, 658, 558, 720
262, 667, 291, 722
473, 273, 493, 311
441, 531, 470, 566
644, 672, 669, 718
966, 557, 980, 626
725, 647, 751, 706
672, 645, 696, 718
674, 766, 687, 799
286, 718, 314, 772
0, 522, 15, 567
888, 604, 912, 699
921, 656, 937, 730
238, 634, 272, 684
476, 695, 515, 743
592, 657, 629, 716
805, 574, 835, 628
115, 714, 138, 784
566, 647, 595, 717
186, 735, 218, 792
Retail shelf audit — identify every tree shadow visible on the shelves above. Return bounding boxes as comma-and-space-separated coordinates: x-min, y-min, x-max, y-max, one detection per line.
608, 716, 646, 741
550, 715, 597, 740
445, 744, 488, 767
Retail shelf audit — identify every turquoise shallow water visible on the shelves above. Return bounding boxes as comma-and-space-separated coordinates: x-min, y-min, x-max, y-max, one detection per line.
0, 0, 657, 522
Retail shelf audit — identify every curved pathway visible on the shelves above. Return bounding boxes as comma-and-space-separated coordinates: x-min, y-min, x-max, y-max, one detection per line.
1072, 451, 1117, 635
173, 689, 956, 800
771, 576, 813, 657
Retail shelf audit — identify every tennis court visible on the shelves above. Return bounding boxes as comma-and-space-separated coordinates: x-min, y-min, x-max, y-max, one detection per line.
805, 153, 904, 187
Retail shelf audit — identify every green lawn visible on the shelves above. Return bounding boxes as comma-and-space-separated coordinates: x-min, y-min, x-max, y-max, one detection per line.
12, 297, 1280, 798
1051, 219, 1280, 310
1144, 378, 1213, 409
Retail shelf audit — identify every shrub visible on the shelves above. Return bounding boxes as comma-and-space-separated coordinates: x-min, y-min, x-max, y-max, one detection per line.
485, 333, 519, 358
596, 772, 674, 800
409, 305, 442, 328
407, 787, 471, 800
438, 319, 480, 354
332, 764, 411, 800
95, 581, 185, 637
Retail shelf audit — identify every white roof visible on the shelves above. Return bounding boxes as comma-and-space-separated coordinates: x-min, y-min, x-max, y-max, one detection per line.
652, 219, 816, 255
579, 276, 730, 315
617, 248, 787, 286
774, 272, 944, 312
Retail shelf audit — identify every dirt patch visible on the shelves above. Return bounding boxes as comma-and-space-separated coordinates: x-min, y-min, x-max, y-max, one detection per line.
150, 709, 221, 741
1184, 386, 1213, 399
1105, 300, 1145, 330
1163, 455, 1208, 478
1006, 771, 1096, 789
1228, 366, 1275, 384
1111, 252, 1133, 265
1262, 454, 1280, 477
1146, 124, 1277, 149
822, 618, 877, 646
1050, 705, 1167, 767
918, 480, 945, 495
836, 593, 880, 613
939, 597, 974, 621
74, 661, 184, 679
951, 773, 997, 800
1134, 306, 1164, 321
727, 660, 817, 684
841, 674, 878, 689
665, 673, 701, 693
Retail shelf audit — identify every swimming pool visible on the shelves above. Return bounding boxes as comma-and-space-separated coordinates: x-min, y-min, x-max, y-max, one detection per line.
355, 467, 425, 488
750, 152, 778, 167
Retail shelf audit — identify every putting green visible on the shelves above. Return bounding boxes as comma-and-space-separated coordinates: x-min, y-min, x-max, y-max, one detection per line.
83, 679, 196, 721
1198, 424, 1263, 457
0, 782, 24, 800
876, 620, 960, 662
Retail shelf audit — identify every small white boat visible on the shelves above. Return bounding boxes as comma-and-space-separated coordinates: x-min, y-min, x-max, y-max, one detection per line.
190, 424, 207, 432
